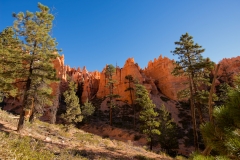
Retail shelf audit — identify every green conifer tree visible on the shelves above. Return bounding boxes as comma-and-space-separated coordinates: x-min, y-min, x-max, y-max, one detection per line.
10, 3, 60, 131
124, 75, 135, 128
105, 64, 120, 126
81, 99, 95, 122
62, 81, 83, 124
172, 33, 214, 150
135, 83, 160, 150
157, 105, 179, 156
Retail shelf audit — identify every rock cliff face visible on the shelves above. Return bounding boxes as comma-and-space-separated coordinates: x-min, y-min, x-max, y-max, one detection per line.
41, 55, 240, 125
51, 54, 67, 95
216, 56, 240, 86
66, 66, 100, 103
95, 58, 164, 104
144, 55, 187, 100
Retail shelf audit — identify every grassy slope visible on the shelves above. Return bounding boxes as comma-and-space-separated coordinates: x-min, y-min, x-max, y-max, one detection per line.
0, 109, 172, 160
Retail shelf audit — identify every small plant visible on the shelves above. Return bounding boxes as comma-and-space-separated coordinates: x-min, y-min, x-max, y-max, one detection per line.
81, 99, 95, 122
62, 81, 83, 124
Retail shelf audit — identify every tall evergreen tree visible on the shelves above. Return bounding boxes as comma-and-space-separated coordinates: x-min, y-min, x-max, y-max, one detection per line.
124, 75, 135, 128
81, 99, 95, 122
172, 33, 213, 150
10, 3, 60, 131
157, 105, 179, 156
135, 83, 160, 150
62, 81, 83, 124
105, 64, 120, 126
0, 28, 47, 123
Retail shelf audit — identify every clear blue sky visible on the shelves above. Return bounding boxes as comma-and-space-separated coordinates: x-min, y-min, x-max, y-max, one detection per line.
1, 0, 240, 71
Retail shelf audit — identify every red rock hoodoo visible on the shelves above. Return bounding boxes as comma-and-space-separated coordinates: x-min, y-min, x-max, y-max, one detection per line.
144, 55, 186, 100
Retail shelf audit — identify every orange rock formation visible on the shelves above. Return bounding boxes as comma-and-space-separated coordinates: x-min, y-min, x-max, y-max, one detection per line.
96, 58, 145, 104
217, 56, 240, 85
4, 52, 240, 124
66, 66, 101, 103
144, 55, 186, 100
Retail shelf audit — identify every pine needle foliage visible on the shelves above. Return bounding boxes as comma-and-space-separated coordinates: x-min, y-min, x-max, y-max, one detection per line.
81, 99, 95, 122
62, 81, 83, 124
200, 75, 240, 158
0, 27, 22, 98
135, 83, 160, 150
157, 105, 179, 156
1, 3, 60, 131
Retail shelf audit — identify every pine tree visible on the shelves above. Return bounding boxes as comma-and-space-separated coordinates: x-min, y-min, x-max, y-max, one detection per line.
157, 105, 179, 156
10, 3, 60, 131
201, 75, 240, 158
124, 75, 135, 128
105, 64, 120, 126
81, 99, 95, 122
0, 27, 23, 100
62, 81, 83, 124
135, 83, 160, 150
172, 33, 213, 150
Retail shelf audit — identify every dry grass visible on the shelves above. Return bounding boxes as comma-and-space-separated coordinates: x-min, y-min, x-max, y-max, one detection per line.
0, 109, 172, 160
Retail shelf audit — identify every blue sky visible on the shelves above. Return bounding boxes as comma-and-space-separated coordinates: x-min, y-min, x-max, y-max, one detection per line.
1, 0, 240, 71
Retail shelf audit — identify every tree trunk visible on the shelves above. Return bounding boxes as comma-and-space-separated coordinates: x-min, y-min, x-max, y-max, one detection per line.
195, 103, 204, 124
29, 109, 35, 123
187, 56, 199, 150
17, 109, 25, 132
109, 77, 113, 126
202, 64, 220, 156
129, 82, 135, 129
29, 97, 35, 123
133, 104, 136, 129
189, 75, 199, 151
17, 43, 35, 132
202, 146, 212, 156
50, 83, 60, 124
191, 73, 204, 124
208, 64, 220, 122
110, 97, 112, 126
17, 76, 32, 132
50, 107, 57, 124
150, 136, 153, 151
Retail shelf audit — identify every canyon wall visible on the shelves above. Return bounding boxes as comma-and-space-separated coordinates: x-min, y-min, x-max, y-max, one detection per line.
144, 55, 187, 100
66, 66, 100, 103
43, 55, 240, 124
3, 52, 240, 123
216, 56, 240, 86
96, 58, 162, 104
